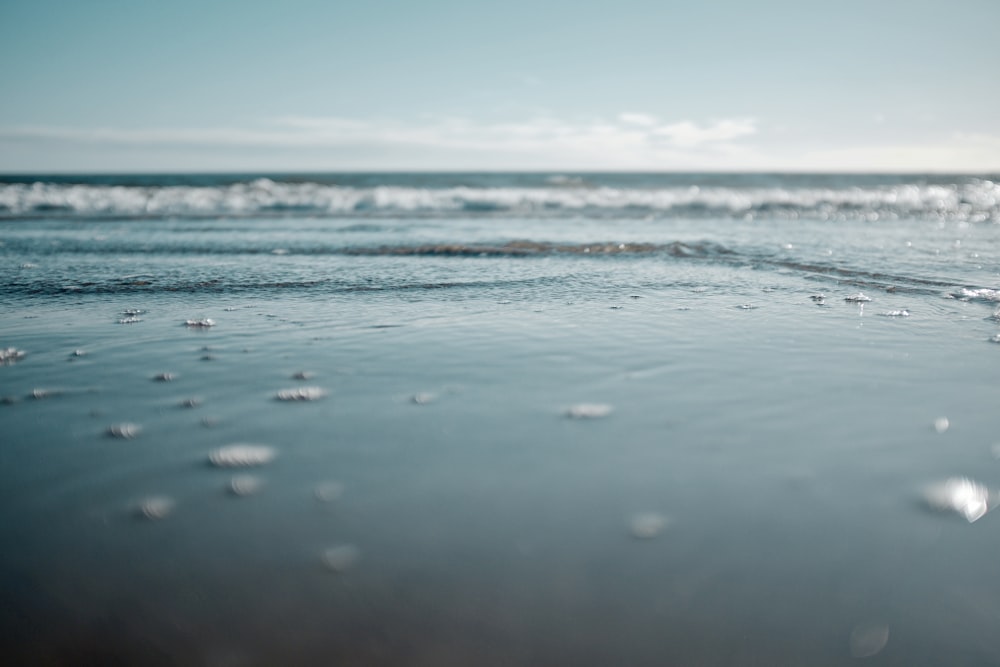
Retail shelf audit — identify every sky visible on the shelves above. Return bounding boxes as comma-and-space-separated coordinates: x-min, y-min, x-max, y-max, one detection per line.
1, 0, 998, 173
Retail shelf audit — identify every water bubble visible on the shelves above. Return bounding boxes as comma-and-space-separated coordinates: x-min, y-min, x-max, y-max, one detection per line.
924, 477, 992, 523
737, 303, 757, 310
107, 423, 141, 439
228, 475, 263, 497
566, 403, 613, 419
322, 545, 361, 572
30, 388, 60, 400
0, 347, 27, 365
185, 318, 216, 328
208, 444, 276, 468
849, 623, 889, 658
136, 496, 175, 520
276, 387, 328, 401
933, 417, 950, 434
629, 512, 669, 539
315, 481, 344, 502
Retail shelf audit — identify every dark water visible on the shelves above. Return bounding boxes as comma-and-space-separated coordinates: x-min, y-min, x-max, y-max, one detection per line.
1, 173, 999, 665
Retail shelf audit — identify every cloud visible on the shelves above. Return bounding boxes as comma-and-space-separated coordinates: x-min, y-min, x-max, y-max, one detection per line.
0, 114, 761, 170
652, 119, 758, 147
3, 114, 997, 172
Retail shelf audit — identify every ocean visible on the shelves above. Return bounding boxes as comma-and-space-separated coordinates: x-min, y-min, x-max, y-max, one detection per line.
1, 172, 999, 665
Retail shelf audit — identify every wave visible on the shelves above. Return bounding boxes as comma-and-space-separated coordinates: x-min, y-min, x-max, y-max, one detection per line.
1, 178, 997, 221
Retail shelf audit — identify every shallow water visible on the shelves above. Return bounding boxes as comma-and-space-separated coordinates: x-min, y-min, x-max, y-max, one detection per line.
1, 173, 999, 665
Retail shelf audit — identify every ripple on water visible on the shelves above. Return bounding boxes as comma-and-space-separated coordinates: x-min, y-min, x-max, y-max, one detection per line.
208, 444, 276, 468
322, 545, 361, 573
153, 372, 176, 382
107, 423, 141, 439
275, 387, 328, 401
566, 403, 613, 419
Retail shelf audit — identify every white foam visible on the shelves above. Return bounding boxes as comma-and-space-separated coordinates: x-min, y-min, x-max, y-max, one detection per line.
322, 544, 361, 572
208, 444, 276, 467
3, 179, 997, 221
924, 477, 992, 522
629, 512, 669, 539
566, 403, 614, 419
107, 423, 141, 439
276, 386, 327, 401
0, 347, 26, 365
137, 496, 175, 520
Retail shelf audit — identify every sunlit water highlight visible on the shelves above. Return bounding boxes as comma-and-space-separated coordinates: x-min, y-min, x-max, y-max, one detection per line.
1, 172, 999, 666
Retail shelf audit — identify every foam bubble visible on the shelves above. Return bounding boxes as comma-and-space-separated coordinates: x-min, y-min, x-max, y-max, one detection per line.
849, 623, 889, 658
136, 496, 175, 520
107, 423, 141, 439
314, 481, 344, 502
0, 347, 27, 364
322, 544, 361, 572
629, 512, 669, 539
118, 316, 143, 324
566, 403, 613, 419
209, 444, 276, 468
228, 474, 264, 496
185, 318, 216, 328
276, 387, 328, 401
879, 309, 910, 317
924, 477, 992, 522
933, 417, 950, 434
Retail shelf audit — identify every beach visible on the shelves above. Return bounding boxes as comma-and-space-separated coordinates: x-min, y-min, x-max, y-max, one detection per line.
1, 172, 999, 665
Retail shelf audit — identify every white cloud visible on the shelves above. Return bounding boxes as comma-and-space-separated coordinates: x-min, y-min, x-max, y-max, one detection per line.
652, 119, 758, 147
0, 113, 761, 169
619, 112, 658, 127
2, 114, 997, 172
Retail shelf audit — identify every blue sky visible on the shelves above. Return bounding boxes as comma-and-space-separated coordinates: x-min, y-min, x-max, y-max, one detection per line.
1, 0, 998, 172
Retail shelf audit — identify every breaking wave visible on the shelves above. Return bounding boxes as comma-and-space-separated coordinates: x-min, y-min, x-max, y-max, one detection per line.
1, 177, 997, 221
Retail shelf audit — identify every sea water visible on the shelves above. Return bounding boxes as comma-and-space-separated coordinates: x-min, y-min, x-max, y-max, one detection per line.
1, 173, 999, 665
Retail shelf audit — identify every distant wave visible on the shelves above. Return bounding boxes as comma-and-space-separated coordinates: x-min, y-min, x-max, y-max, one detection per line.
1, 177, 998, 221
